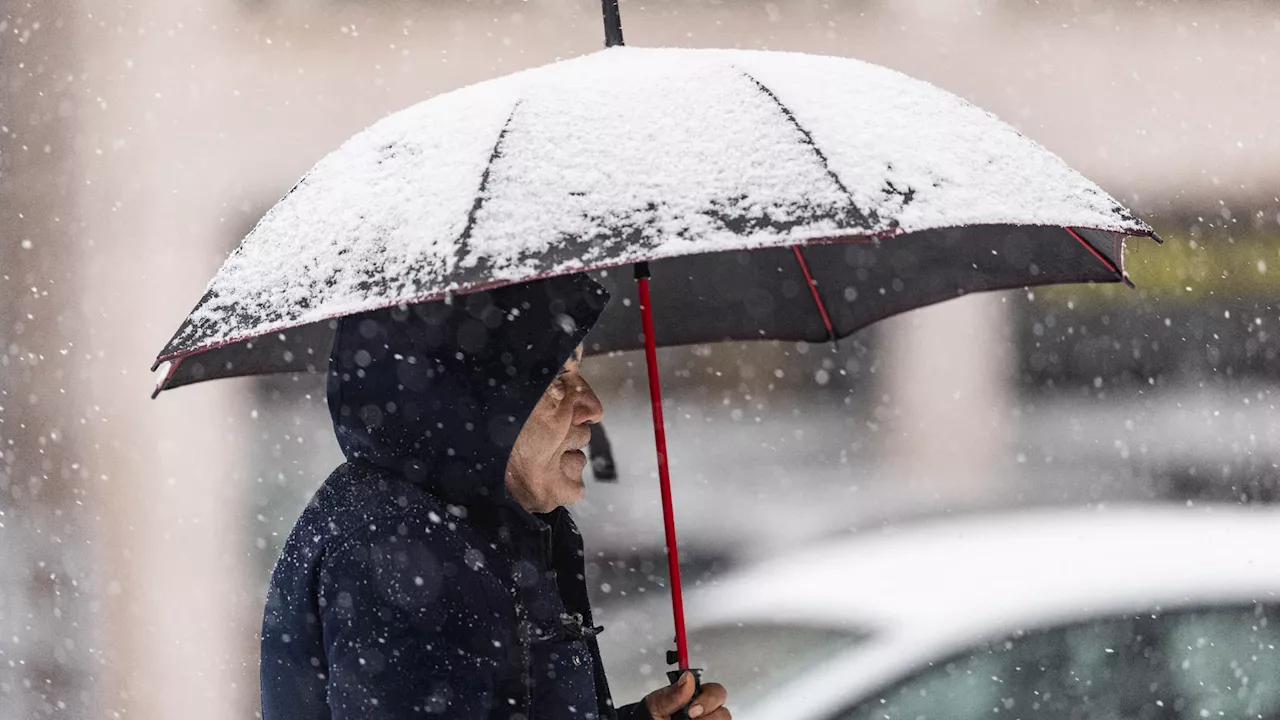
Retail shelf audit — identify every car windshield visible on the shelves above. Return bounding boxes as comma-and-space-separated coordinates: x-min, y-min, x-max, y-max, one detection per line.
689, 623, 866, 706
835, 603, 1280, 720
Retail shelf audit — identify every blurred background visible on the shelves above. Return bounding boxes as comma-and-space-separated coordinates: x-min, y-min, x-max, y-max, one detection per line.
2, 0, 1278, 718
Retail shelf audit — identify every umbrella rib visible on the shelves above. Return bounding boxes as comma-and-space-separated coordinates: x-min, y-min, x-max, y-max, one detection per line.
792, 245, 835, 343
1064, 226, 1134, 288
736, 69, 859, 209
455, 102, 523, 251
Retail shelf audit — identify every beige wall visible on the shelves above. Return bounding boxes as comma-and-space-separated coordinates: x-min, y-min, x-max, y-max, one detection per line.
48, 0, 1280, 718
1, 1, 90, 717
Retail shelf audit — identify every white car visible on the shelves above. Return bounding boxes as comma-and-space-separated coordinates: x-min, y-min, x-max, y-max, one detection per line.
598, 506, 1280, 720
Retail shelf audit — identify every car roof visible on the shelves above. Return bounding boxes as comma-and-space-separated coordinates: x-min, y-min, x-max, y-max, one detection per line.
686, 504, 1280, 639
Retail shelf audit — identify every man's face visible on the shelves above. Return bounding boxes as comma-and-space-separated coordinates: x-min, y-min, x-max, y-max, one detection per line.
505, 345, 604, 513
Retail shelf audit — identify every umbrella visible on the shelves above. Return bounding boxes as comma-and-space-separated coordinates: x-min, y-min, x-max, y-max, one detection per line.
151, 25, 1158, 694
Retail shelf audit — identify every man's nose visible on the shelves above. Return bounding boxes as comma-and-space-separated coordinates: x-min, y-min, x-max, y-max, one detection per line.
572, 378, 604, 425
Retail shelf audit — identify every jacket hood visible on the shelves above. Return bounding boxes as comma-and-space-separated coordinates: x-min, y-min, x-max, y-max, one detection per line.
327, 273, 609, 508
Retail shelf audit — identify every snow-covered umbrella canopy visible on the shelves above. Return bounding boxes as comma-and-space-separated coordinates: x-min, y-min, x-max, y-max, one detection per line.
152, 46, 1156, 394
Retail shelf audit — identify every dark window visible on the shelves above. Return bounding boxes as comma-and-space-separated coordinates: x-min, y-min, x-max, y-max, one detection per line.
834, 604, 1280, 720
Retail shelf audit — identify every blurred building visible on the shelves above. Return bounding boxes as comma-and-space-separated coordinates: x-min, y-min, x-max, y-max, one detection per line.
1, 2, 89, 717
1, 0, 1278, 718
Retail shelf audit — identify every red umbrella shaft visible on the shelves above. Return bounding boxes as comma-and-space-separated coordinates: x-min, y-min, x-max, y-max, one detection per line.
635, 268, 690, 671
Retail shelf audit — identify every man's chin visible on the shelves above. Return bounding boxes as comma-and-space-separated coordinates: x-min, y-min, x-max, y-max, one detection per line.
563, 483, 586, 507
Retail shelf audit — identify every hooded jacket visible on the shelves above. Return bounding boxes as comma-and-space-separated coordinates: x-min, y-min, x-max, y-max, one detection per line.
260, 274, 647, 720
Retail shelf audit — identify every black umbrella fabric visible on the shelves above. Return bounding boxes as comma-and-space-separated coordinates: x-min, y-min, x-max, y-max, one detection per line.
586, 225, 1131, 354
156, 224, 1134, 389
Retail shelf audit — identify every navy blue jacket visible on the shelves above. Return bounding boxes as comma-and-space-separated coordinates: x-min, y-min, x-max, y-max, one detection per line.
261, 274, 648, 720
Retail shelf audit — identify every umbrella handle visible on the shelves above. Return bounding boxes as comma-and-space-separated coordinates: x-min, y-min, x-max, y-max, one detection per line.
635, 262, 690, 671
666, 668, 705, 720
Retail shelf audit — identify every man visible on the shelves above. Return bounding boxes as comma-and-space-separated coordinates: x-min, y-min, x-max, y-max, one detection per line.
261, 273, 730, 720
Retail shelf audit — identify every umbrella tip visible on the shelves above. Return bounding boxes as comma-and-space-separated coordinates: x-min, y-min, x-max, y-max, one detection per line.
150, 357, 163, 372
1147, 230, 1165, 245
601, 0, 625, 47
151, 358, 177, 399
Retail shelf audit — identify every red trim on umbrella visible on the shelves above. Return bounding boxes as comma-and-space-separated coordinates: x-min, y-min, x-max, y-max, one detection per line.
1064, 226, 1134, 288
792, 245, 835, 342
636, 267, 691, 671
1065, 226, 1119, 275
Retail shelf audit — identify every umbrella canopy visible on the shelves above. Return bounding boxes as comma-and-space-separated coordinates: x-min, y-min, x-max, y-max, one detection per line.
152, 46, 1155, 394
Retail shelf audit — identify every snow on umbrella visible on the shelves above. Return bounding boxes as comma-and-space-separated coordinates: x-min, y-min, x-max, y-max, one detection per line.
151, 44, 1158, 688
152, 46, 1155, 391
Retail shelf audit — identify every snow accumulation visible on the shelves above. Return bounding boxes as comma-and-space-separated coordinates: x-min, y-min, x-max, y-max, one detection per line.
159, 46, 1150, 361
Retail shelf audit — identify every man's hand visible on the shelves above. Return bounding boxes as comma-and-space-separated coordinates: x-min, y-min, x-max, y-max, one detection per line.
643, 671, 730, 720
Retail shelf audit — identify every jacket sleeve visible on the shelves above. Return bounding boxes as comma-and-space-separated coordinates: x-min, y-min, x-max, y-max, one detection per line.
318, 516, 515, 719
